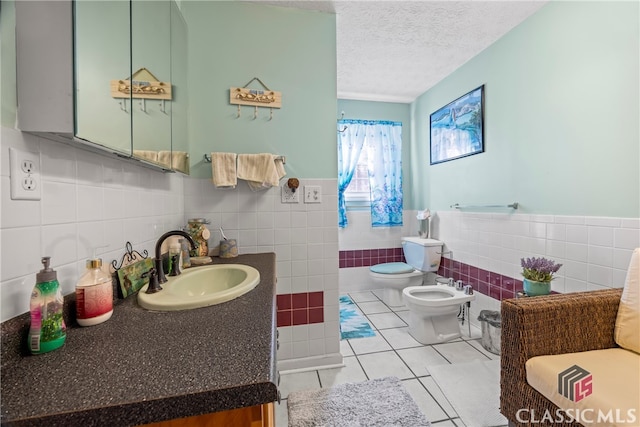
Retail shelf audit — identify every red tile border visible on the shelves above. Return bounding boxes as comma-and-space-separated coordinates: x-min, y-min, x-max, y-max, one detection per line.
308, 291, 323, 307
437, 258, 539, 302
338, 247, 542, 304
339, 247, 405, 269
276, 294, 292, 310
276, 291, 325, 328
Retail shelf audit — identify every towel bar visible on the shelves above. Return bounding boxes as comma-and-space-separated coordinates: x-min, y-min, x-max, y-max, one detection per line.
450, 202, 519, 210
203, 154, 285, 164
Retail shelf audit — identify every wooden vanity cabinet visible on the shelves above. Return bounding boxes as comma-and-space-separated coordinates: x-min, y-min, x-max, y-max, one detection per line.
140, 402, 275, 427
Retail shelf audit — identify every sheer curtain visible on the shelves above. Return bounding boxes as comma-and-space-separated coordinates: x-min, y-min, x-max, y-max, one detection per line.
337, 120, 366, 228
337, 119, 403, 228
365, 121, 403, 227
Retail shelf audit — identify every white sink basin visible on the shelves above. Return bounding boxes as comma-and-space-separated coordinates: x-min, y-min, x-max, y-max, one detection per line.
138, 264, 260, 311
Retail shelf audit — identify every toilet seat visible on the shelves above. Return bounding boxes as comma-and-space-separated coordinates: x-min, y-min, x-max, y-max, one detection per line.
403, 285, 474, 307
370, 262, 415, 275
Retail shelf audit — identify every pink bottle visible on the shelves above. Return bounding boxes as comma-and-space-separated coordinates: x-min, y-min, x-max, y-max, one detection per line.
76, 258, 113, 326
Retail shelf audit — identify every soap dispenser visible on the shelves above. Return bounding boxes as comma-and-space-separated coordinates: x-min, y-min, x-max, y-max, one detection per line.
29, 257, 66, 354
76, 254, 113, 327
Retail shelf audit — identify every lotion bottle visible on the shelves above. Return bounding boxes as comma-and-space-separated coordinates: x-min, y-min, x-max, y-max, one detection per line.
29, 257, 66, 354
76, 256, 113, 326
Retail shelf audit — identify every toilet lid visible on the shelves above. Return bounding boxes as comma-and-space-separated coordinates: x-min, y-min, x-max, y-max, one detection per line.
370, 262, 415, 274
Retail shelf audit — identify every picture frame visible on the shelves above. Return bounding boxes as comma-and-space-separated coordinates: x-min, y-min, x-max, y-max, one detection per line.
116, 258, 154, 298
430, 85, 484, 165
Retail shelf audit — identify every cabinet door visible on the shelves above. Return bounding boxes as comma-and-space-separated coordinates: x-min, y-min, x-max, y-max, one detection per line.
74, 1, 132, 156
131, 0, 172, 166
170, 1, 189, 174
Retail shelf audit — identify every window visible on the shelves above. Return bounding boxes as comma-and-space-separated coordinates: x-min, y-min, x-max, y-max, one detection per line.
338, 119, 403, 228
344, 148, 370, 203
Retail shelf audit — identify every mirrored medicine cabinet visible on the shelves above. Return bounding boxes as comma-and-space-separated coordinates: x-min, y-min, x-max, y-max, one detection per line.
15, 0, 189, 174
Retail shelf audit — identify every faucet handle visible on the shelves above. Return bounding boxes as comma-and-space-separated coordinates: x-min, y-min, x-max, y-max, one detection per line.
143, 268, 162, 294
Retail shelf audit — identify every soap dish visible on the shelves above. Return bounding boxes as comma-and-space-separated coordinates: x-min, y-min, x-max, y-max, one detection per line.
191, 256, 211, 266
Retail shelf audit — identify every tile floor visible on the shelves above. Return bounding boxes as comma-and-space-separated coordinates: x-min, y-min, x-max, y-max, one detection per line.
276, 289, 504, 427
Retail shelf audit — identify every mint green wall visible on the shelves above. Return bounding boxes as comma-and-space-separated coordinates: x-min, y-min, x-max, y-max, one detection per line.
183, 2, 337, 179
413, 1, 639, 217
337, 99, 414, 208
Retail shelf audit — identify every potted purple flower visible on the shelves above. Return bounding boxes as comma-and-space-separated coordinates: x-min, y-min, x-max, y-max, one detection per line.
520, 257, 563, 296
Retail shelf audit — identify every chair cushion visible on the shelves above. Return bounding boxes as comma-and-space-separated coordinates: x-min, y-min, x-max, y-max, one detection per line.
526, 348, 639, 426
615, 248, 640, 354
369, 262, 414, 274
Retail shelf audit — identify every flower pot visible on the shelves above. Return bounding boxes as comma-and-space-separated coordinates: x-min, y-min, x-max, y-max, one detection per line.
523, 278, 551, 296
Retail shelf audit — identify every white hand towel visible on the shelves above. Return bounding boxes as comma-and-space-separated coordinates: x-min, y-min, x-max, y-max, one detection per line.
157, 151, 172, 169
171, 151, 190, 175
211, 152, 237, 188
237, 154, 286, 191
133, 150, 158, 163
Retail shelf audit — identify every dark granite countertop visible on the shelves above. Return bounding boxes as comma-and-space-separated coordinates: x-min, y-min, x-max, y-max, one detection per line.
1, 253, 278, 427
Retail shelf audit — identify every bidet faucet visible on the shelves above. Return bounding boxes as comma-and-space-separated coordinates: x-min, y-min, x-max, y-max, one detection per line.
147, 230, 198, 294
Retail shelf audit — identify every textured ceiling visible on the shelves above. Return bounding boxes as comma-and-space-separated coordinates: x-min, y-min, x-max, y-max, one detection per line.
250, 1, 548, 103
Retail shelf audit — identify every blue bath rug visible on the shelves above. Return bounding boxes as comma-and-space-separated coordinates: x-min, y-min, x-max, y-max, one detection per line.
340, 295, 376, 340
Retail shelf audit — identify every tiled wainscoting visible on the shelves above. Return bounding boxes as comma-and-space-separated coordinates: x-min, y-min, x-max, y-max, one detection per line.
436, 211, 640, 294
184, 177, 342, 371
338, 249, 522, 301
338, 209, 640, 325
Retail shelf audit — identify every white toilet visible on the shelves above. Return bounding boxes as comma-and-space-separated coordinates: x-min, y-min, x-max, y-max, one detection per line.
402, 284, 475, 344
369, 237, 444, 307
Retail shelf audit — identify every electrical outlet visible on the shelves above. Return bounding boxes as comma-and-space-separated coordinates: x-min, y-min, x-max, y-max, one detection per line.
9, 147, 41, 200
281, 184, 299, 203
304, 185, 322, 203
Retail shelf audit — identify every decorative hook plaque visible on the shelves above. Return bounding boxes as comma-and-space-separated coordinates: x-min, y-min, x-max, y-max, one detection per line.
111, 67, 172, 100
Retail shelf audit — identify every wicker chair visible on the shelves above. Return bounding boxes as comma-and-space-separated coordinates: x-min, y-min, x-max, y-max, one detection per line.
500, 289, 623, 427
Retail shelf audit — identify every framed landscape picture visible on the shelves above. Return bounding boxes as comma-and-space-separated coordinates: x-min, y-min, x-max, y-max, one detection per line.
430, 85, 484, 165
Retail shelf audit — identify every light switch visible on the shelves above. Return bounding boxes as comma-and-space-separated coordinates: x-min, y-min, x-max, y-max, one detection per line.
304, 185, 322, 203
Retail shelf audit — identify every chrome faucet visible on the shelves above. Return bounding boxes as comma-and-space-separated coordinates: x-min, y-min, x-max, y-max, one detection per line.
146, 230, 198, 294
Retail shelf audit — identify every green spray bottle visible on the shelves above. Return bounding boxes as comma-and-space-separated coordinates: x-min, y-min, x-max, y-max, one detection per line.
29, 257, 66, 354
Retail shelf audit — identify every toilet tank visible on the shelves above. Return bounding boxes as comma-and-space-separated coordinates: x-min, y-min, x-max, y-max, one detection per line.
401, 237, 443, 272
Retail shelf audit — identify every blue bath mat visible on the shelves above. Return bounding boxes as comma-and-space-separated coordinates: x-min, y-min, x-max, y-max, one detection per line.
340, 295, 376, 340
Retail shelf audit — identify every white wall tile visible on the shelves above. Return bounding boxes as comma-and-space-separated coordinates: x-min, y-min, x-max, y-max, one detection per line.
1, 132, 187, 322
614, 228, 640, 250
585, 217, 621, 227
77, 185, 104, 222
103, 187, 124, 220
1, 227, 42, 281
42, 223, 78, 267
257, 229, 275, 246
40, 141, 76, 183
566, 225, 588, 244
554, 215, 585, 225
588, 227, 614, 247
588, 264, 612, 287
1, 176, 41, 228
565, 243, 588, 262
76, 151, 104, 185
621, 218, 640, 229
0, 276, 33, 320
613, 248, 634, 271
588, 245, 613, 267
42, 181, 77, 225
546, 223, 566, 241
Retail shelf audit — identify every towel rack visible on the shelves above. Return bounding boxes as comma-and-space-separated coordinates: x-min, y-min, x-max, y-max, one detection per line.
450, 202, 519, 210
203, 154, 286, 164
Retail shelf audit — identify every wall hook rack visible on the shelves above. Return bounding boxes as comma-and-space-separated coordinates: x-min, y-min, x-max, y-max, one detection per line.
338, 111, 348, 133
230, 77, 282, 120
